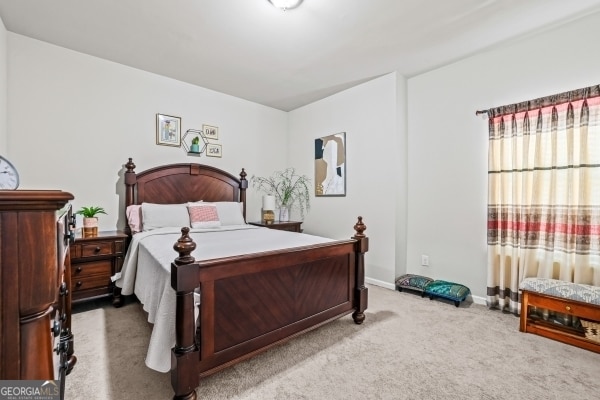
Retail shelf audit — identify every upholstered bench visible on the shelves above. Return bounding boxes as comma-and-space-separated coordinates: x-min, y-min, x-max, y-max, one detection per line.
519, 278, 600, 353
423, 280, 470, 307
395, 274, 433, 295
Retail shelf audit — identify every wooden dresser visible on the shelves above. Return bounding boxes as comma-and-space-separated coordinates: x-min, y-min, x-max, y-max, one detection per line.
0, 190, 76, 395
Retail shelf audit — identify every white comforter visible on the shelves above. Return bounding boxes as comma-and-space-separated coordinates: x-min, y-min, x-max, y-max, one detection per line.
112, 225, 334, 372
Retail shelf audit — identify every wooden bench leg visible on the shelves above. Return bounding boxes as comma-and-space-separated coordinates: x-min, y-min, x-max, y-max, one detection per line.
519, 291, 529, 332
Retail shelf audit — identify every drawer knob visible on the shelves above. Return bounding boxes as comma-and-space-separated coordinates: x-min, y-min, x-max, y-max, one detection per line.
95, 246, 101, 252
76, 267, 82, 272
565, 305, 571, 311
76, 281, 82, 287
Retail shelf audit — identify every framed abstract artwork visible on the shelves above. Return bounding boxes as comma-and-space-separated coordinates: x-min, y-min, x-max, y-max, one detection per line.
314, 132, 346, 196
156, 113, 181, 147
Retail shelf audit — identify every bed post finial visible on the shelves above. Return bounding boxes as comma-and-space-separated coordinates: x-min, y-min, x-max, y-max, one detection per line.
173, 227, 196, 265
353, 216, 366, 238
239, 168, 248, 220
124, 158, 137, 212
125, 157, 136, 173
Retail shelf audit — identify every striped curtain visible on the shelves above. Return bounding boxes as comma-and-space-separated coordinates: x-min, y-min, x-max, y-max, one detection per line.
486, 85, 600, 315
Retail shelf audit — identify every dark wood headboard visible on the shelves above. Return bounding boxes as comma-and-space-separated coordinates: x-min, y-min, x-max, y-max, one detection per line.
123, 158, 248, 231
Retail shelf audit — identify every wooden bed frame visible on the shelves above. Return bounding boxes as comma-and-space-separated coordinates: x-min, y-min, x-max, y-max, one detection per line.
119, 158, 369, 400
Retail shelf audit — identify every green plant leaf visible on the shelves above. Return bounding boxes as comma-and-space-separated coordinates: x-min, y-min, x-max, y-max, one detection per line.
75, 206, 107, 218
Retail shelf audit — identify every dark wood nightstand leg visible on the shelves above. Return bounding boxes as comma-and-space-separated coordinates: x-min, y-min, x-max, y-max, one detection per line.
112, 287, 124, 307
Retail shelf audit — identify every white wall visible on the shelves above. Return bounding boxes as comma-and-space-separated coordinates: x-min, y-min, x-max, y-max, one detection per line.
6, 11, 600, 295
0, 17, 7, 152
288, 73, 401, 286
7, 33, 288, 230
407, 11, 600, 300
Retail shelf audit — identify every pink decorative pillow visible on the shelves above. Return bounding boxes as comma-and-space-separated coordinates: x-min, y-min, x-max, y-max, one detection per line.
126, 205, 143, 233
187, 203, 221, 229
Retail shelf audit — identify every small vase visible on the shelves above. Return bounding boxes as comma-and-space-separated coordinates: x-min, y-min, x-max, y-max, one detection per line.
82, 217, 98, 237
190, 143, 200, 153
279, 207, 290, 222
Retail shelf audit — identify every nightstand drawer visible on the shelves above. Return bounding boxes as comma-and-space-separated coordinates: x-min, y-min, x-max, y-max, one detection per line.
77, 241, 113, 258
72, 275, 112, 293
72, 259, 112, 278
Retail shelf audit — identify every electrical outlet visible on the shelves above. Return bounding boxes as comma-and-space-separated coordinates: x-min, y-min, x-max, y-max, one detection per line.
421, 255, 429, 266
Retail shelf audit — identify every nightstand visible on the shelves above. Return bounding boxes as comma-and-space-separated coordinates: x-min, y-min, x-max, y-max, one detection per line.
249, 221, 303, 233
69, 230, 128, 303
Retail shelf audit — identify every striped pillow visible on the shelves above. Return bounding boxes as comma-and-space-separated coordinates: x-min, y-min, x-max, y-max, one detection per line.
187, 203, 221, 229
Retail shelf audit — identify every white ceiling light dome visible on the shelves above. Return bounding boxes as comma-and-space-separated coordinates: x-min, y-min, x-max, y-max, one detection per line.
268, 0, 303, 11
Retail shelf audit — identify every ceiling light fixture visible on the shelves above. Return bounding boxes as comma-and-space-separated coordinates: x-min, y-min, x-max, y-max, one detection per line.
268, 0, 303, 11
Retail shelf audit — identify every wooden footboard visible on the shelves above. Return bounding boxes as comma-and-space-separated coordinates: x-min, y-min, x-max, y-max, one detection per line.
169, 218, 369, 400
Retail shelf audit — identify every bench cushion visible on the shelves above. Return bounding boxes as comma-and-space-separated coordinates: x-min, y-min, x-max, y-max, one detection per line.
519, 278, 600, 306
395, 274, 433, 293
424, 280, 470, 307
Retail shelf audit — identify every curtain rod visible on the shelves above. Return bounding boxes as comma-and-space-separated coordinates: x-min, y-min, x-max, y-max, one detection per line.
475, 83, 600, 119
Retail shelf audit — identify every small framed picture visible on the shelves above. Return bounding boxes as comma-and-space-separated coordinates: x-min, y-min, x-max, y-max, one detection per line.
156, 114, 181, 147
206, 143, 222, 158
203, 124, 219, 140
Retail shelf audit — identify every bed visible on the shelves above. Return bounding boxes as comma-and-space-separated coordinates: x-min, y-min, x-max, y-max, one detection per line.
113, 158, 369, 400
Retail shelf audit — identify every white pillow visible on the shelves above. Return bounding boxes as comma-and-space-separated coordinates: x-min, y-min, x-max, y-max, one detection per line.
214, 202, 246, 225
187, 203, 221, 229
141, 203, 190, 231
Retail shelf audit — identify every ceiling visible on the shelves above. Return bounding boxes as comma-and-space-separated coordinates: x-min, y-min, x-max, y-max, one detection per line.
1, 0, 600, 111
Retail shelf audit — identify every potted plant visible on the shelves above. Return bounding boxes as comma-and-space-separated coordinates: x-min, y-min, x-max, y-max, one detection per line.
190, 136, 200, 153
75, 206, 107, 237
252, 168, 310, 222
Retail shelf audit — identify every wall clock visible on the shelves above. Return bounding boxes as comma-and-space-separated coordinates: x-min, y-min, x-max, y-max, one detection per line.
0, 155, 20, 189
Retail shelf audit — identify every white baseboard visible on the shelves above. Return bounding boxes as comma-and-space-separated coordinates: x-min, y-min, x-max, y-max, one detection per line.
470, 295, 486, 305
365, 277, 395, 290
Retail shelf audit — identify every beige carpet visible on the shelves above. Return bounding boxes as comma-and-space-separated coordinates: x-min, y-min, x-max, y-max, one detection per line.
65, 285, 600, 399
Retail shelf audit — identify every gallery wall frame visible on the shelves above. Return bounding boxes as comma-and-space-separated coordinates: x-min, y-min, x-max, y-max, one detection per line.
206, 143, 222, 158
203, 124, 219, 140
314, 132, 346, 196
156, 113, 182, 147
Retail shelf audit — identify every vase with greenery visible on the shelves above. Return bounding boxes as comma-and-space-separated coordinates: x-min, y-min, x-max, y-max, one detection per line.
252, 168, 310, 221
75, 206, 107, 237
